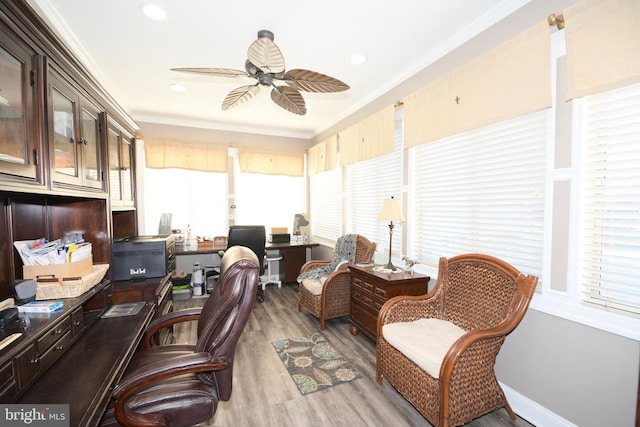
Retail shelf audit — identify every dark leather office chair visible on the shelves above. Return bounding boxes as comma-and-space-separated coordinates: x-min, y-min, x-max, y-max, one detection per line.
100, 245, 259, 427
221, 225, 266, 303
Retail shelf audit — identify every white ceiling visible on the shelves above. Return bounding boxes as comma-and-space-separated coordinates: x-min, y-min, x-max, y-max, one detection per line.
27, 0, 532, 139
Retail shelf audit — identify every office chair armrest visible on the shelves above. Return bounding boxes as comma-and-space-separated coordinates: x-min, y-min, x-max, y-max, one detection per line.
113, 353, 231, 427
143, 308, 203, 348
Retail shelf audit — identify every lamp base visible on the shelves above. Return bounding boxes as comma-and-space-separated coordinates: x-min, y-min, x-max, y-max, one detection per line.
384, 260, 397, 271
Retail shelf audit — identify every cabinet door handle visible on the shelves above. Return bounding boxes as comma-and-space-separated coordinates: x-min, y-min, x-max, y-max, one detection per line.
77, 138, 87, 145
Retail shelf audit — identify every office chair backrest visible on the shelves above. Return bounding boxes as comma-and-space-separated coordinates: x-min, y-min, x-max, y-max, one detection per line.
226, 225, 266, 274
195, 245, 259, 400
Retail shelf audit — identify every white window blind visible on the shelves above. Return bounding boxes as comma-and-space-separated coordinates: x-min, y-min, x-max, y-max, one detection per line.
408, 110, 547, 280
142, 168, 227, 237
580, 82, 640, 315
345, 107, 403, 255
235, 171, 305, 233
310, 167, 342, 241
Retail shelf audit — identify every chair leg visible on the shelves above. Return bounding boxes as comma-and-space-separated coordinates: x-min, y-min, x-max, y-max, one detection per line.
504, 401, 516, 420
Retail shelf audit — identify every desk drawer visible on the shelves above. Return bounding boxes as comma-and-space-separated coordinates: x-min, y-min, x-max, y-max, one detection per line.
40, 331, 72, 371
37, 317, 71, 351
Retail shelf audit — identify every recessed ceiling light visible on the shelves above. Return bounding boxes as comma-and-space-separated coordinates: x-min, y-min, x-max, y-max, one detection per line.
350, 54, 367, 65
170, 84, 186, 92
140, 3, 167, 21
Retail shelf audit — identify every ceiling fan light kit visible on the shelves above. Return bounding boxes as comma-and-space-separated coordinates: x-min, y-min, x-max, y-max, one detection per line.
172, 30, 349, 116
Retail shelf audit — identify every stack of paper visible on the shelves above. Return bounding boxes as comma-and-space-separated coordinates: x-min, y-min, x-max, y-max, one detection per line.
13, 239, 92, 266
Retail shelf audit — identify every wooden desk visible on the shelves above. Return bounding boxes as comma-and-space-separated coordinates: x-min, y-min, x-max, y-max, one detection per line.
176, 241, 319, 284
349, 265, 430, 341
18, 302, 154, 426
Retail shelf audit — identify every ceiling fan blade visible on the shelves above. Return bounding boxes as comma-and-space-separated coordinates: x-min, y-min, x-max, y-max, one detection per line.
271, 86, 306, 115
247, 35, 285, 74
171, 67, 249, 78
285, 69, 350, 93
221, 85, 260, 110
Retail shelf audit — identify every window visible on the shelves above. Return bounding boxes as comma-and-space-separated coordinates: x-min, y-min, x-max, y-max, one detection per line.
235, 171, 305, 233
579, 82, 640, 315
310, 167, 342, 242
408, 110, 547, 280
345, 107, 403, 256
142, 167, 227, 237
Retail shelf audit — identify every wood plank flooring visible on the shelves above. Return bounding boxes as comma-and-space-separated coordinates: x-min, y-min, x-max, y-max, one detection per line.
172, 284, 534, 427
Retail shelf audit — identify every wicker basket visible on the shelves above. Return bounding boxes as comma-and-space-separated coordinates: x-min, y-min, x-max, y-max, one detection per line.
36, 263, 109, 300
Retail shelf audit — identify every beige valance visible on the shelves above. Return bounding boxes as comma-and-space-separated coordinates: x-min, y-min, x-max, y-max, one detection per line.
308, 135, 337, 176
404, 21, 551, 148
339, 105, 395, 166
144, 137, 228, 172
238, 146, 305, 177
564, 0, 640, 99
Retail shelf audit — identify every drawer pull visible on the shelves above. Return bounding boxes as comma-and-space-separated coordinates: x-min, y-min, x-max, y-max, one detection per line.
363, 297, 372, 306
52, 329, 63, 335
74, 320, 82, 326
55, 345, 64, 351
363, 283, 373, 291
29, 358, 40, 365
374, 288, 386, 296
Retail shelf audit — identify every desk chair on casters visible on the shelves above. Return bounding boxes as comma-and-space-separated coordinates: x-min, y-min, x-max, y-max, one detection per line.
219, 225, 267, 303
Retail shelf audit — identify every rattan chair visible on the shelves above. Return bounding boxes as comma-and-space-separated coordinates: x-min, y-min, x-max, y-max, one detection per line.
376, 253, 538, 427
298, 234, 376, 330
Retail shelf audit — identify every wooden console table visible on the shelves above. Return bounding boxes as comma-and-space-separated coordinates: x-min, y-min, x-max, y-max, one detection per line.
349, 265, 430, 341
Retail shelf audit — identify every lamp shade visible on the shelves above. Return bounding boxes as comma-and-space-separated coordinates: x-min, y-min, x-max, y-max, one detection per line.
377, 198, 405, 222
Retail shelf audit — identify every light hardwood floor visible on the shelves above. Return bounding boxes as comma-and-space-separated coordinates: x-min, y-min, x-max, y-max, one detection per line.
172, 284, 534, 427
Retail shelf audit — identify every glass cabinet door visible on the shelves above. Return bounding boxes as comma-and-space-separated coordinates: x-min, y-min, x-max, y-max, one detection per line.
121, 137, 134, 205
0, 27, 40, 182
51, 85, 78, 178
80, 106, 103, 189
108, 127, 122, 202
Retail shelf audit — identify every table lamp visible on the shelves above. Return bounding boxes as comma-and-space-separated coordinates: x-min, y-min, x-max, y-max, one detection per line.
377, 196, 405, 270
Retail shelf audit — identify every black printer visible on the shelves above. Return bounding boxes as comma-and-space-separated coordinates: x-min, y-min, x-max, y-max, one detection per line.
112, 235, 175, 281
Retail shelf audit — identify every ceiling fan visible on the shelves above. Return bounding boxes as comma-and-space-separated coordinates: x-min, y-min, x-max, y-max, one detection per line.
171, 30, 350, 116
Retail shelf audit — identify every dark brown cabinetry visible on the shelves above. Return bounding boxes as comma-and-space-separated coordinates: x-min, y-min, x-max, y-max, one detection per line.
0, 18, 44, 187
349, 265, 430, 341
47, 69, 105, 192
0, 280, 112, 403
107, 118, 135, 208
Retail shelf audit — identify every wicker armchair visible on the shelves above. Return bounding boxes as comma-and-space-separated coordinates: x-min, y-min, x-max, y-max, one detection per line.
298, 234, 376, 330
376, 253, 537, 427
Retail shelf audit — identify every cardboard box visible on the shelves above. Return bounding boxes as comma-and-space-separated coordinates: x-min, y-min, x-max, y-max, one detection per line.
271, 227, 288, 235
23, 256, 94, 281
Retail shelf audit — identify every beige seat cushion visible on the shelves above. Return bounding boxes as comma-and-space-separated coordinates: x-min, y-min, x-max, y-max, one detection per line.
300, 260, 350, 296
301, 276, 327, 296
382, 318, 466, 379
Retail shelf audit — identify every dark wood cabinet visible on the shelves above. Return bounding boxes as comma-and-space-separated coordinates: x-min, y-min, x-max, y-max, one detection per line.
349, 265, 430, 341
107, 118, 135, 209
47, 69, 105, 192
0, 17, 44, 188
0, 280, 112, 403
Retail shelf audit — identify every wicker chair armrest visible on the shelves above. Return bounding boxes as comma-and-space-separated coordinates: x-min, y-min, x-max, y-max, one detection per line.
143, 307, 203, 348
299, 259, 332, 274
376, 292, 443, 339
321, 270, 350, 295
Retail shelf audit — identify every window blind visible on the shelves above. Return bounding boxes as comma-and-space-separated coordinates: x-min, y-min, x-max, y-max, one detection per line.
310, 168, 342, 241
345, 107, 403, 255
580, 82, 640, 315
408, 110, 547, 281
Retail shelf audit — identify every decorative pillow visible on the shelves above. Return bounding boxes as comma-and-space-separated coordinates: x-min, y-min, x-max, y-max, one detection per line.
301, 276, 327, 296
382, 318, 467, 379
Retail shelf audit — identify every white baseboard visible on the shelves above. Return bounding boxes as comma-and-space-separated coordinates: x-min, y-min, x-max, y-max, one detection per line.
501, 382, 577, 427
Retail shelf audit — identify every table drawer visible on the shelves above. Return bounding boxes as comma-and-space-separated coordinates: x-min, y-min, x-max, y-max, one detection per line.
351, 300, 378, 337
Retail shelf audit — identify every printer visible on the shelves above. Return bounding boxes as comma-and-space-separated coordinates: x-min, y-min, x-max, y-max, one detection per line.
112, 235, 175, 281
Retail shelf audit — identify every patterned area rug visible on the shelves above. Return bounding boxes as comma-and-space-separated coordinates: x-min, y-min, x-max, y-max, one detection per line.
271, 333, 362, 395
